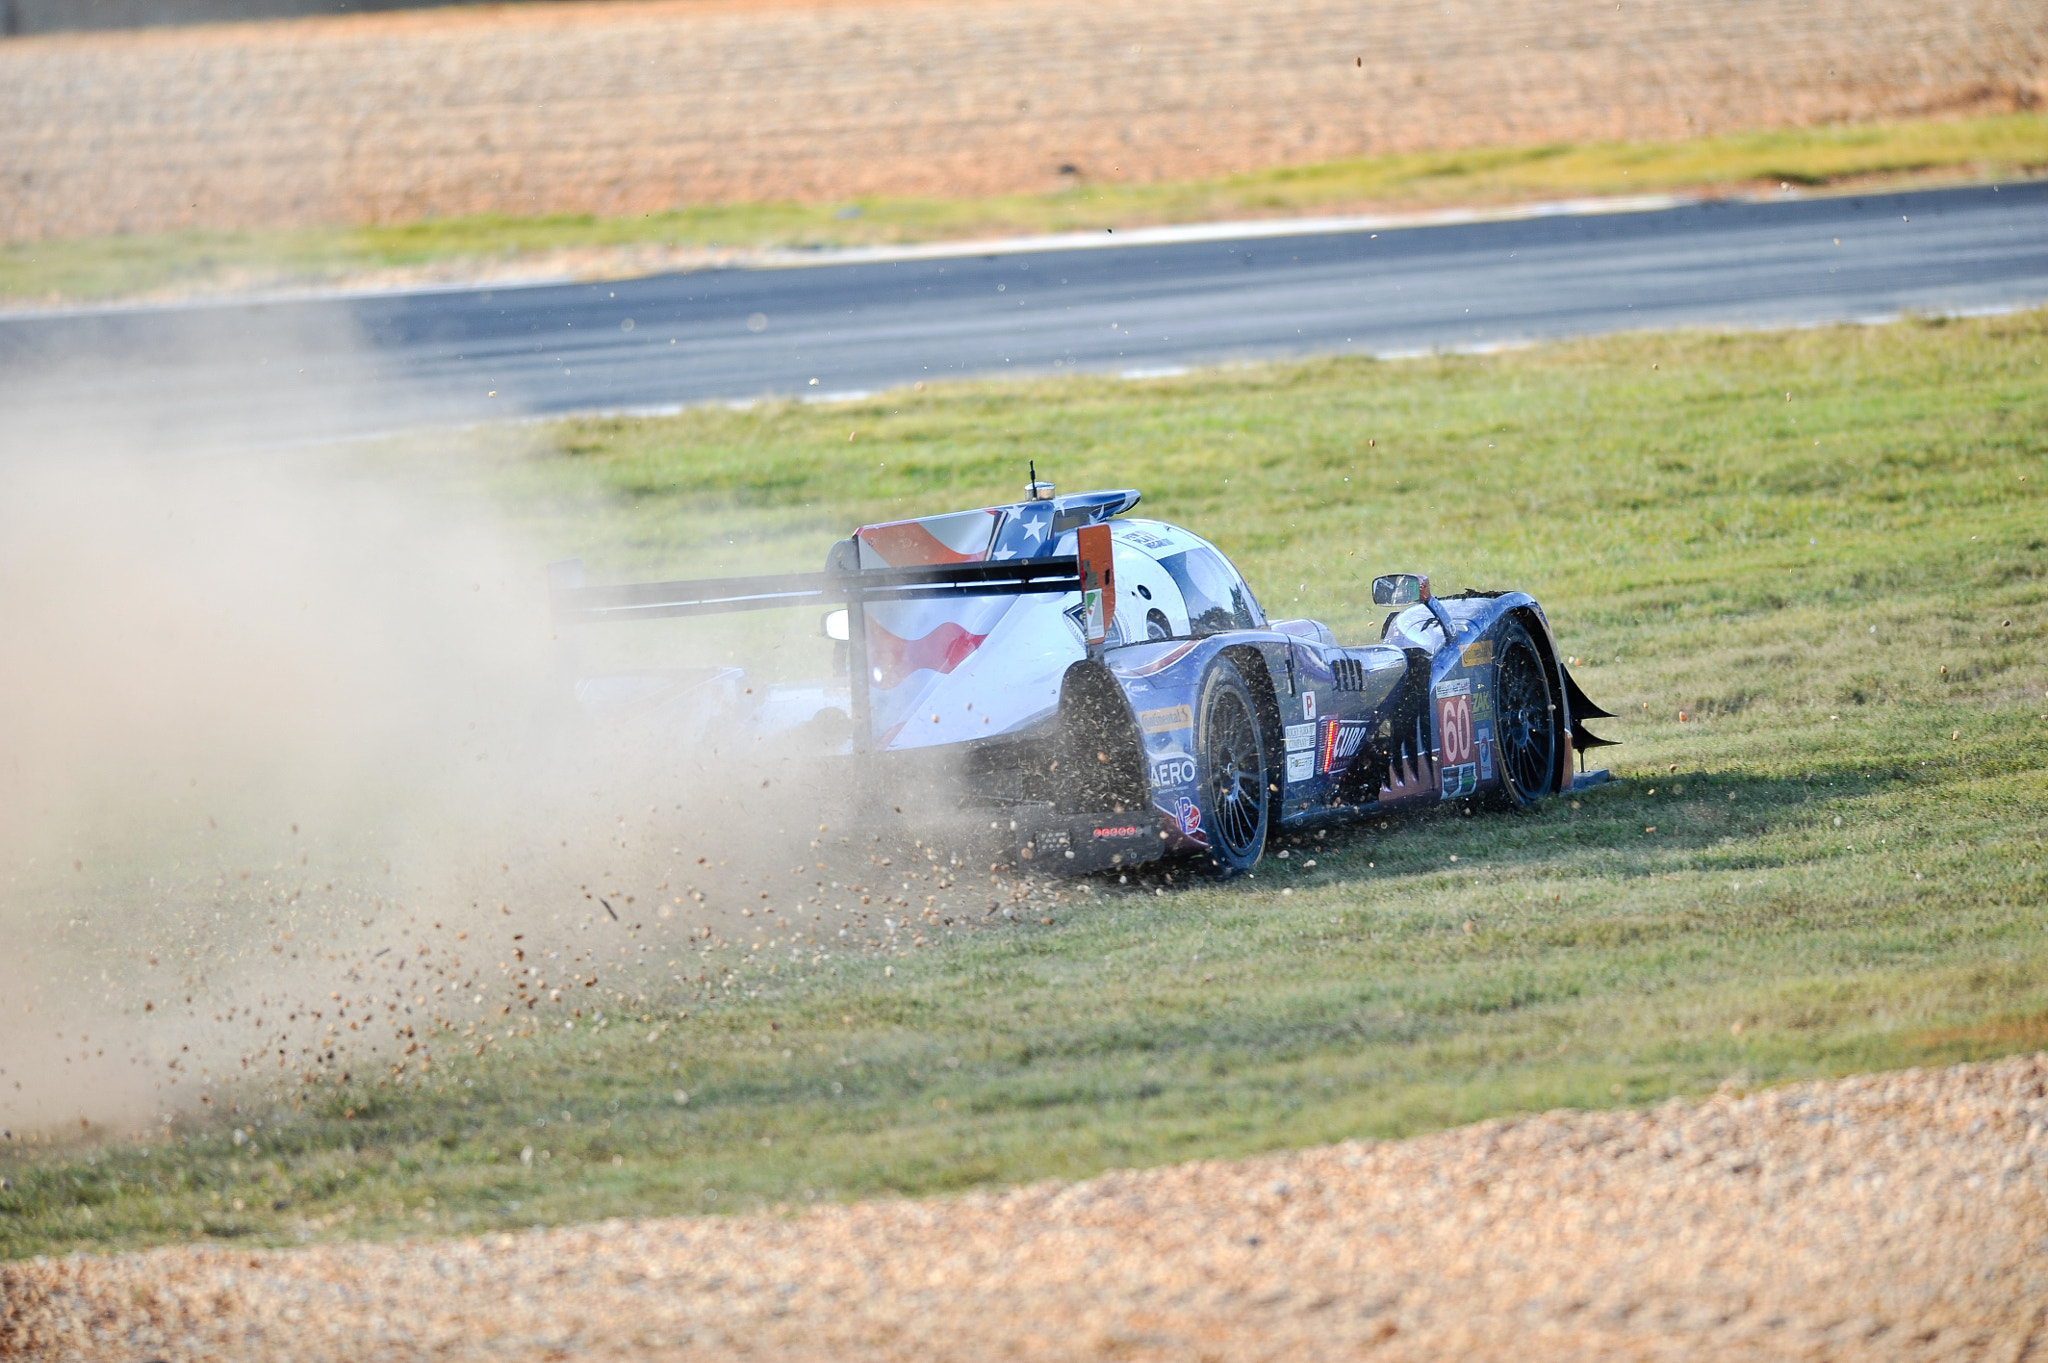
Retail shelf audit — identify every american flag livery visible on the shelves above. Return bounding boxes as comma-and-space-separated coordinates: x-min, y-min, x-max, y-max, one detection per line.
855, 506, 1075, 750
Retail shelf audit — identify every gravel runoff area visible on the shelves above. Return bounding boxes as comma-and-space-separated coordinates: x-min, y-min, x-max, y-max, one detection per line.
6, 1055, 2046, 1362
5, 0, 2046, 241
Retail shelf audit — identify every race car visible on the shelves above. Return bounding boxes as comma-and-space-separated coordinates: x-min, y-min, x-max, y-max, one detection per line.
551, 478, 1614, 876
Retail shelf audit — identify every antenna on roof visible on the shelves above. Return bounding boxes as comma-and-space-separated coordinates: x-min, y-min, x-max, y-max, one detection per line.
1025, 459, 1056, 502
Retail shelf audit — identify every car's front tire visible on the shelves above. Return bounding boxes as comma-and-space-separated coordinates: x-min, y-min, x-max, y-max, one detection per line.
1492, 619, 1559, 807
1194, 655, 1269, 875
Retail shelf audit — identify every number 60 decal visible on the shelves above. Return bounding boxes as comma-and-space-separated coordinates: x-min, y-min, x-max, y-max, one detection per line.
1437, 691, 1475, 766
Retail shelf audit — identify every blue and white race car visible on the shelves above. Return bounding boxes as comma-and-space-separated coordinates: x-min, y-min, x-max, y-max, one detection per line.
553, 479, 1613, 876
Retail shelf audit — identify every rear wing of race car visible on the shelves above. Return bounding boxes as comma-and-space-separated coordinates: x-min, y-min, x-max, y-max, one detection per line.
547, 547, 1095, 759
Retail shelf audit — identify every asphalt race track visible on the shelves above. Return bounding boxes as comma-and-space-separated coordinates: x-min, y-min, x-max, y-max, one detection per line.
2, 183, 2044, 451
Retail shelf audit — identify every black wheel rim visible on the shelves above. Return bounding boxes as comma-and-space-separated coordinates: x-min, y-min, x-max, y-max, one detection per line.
1498, 637, 1556, 800
1204, 686, 1265, 856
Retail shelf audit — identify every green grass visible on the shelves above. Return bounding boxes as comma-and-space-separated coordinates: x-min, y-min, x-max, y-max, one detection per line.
4, 111, 2044, 306
3, 310, 2045, 1259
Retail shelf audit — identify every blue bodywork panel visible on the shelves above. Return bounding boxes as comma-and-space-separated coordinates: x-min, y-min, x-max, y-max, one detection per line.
1077, 592, 1587, 862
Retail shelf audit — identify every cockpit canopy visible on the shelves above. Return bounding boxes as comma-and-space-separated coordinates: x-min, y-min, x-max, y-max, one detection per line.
1161, 545, 1263, 634
1108, 519, 1264, 642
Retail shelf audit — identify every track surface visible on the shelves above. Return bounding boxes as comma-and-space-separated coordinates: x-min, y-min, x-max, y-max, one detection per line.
2, 184, 2044, 449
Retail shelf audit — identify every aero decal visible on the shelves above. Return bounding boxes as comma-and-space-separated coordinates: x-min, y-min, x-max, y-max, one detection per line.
856, 509, 999, 567
866, 620, 989, 690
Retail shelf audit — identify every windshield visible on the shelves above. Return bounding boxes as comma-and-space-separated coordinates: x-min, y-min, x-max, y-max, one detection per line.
1158, 547, 1263, 635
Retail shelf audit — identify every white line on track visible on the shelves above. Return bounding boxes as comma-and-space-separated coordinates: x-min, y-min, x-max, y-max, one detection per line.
3, 193, 1705, 320
749, 194, 1700, 269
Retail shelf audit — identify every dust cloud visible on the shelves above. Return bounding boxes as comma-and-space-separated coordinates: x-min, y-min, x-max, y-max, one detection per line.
0, 312, 869, 1142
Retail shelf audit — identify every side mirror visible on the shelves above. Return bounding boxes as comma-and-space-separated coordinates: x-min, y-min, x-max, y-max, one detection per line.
821, 608, 850, 641
1371, 573, 1430, 607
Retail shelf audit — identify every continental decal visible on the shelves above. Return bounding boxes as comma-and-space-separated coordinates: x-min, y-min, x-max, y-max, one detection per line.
1138, 704, 1194, 733
1460, 639, 1494, 668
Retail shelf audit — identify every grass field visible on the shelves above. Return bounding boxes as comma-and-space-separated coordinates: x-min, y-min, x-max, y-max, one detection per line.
3, 112, 2043, 307
2, 309, 2044, 1261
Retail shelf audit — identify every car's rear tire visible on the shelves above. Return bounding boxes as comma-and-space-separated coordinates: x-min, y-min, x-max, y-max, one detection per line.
1492, 620, 1558, 807
1194, 656, 1269, 875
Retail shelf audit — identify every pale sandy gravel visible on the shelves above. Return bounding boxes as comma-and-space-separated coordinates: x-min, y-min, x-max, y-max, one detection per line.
6, 1054, 2046, 1361
3, 0, 2045, 242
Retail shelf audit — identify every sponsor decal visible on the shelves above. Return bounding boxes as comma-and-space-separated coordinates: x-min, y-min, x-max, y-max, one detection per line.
1320, 718, 1372, 775
1302, 690, 1317, 721
1460, 639, 1495, 668
1437, 688, 1476, 767
1440, 762, 1478, 800
1286, 750, 1315, 783
1476, 724, 1495, 781
1471, 688, 1494, 723
1093, 824, 1142, 839
1174, 796, 1203, 835
1284, 722, 1316, 753
1433, 677, 1473, 699
1082, 587, 1107, 642
1152, 754, 1197, 787
1139, 704, 1194, 733
1119, 527, 1173, 550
